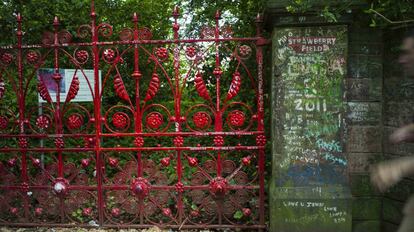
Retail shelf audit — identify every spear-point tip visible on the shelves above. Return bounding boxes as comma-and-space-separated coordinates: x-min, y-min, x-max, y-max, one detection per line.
172, 6, 180, 17
16, 13, 22, 21
53, 16, 59, 25
133, 12, 138, 21
215, 10, 221, 19
255, 13, 263, 23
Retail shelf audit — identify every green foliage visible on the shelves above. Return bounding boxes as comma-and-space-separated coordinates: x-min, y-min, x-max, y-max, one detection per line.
233, 210, 243, 219
365, 0, 414, 27
0, 0, 176, 45
285, 0, 313, 13
181, 0, 264, 37
285, 0, 414, 27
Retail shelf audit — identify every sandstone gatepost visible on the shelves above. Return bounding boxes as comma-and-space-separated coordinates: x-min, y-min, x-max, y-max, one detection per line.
266, 1, 414, 231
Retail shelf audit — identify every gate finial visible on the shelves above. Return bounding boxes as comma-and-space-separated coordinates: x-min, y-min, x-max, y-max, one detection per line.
215, 10, 221, 19
172, 6, 180, 18
16, 13, 22, 37
53, 16, 60, 27
255, 13, 263, 37
90, 0, 96, 18
132, 12, 138, 22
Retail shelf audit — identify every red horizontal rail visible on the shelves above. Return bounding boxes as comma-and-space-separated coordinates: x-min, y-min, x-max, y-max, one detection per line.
0, 131, 264, 138
0, 37, 261, 50
0, 146, 263, 152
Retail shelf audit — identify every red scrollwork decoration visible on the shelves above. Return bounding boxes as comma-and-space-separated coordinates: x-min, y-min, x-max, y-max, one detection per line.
41, 31, 54, 45
130, 177, 150, 199
113, 74, 130, 102
209, 177, 228, 197
146, 112, 163, 130
54, 137, 64, 148
137, 27, 152, 40
97, 23, 113, 38
192, 111, 211, 129
144, 73, 160, 101
185, 46, 197, 60
26, 51, 40, 64
112, 112, 130, 130
119, 28, 133, 41
58, 30, 72, 44
201, 26, 215, 39
37, 80, 52, 103
194, 72, 211, 101
0, 115, 8, 130
173, 136, 184, 147
52, 178, 69, 196
1, 53, 13, 65
66, 113, 84, 131
226, 71, 242, 101
35, 115, 51, 130
134, 136, 144, 147
256, 135, 266, 146
213, 135, 224, 146
220, 25, 233, 38
74, 49, 89, 64
103, 48, 117, 63
155, 47, 169, 60
161, 157, 171, 167
77, 24, 92, 38
228, 110, 246, 128
65, 76, 80, 103
18, 137, 28, 148
238, 45, 252, 58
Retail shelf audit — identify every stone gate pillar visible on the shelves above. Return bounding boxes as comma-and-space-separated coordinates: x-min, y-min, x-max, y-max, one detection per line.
265, 2, 368, 231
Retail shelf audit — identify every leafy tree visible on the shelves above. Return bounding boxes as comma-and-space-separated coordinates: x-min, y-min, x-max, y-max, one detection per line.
284, 0, 414, 27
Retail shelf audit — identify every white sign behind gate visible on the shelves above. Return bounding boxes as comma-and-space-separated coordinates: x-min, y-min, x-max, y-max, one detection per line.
37, 68, 102, 103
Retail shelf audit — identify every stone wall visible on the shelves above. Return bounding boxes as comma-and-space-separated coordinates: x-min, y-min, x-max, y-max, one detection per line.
346, 20, 383, 232
381, 28, 414, 232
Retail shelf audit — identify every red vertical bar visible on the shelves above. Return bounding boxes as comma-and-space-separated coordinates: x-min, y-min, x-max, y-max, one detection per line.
214, 10, 222, 179
172, 6, 183, 224
90, 1, 104, 225
132, 12, 144, 224
255, 14, 266, 231
213, 10, 224, 225
132, 12, 143, 179
52, 16, 64, 179
16, 13, 25, 178
16, 13, 30, 221
51, 16, 66, 223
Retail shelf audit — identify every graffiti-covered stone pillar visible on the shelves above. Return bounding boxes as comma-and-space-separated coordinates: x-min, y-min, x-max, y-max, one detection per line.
266, 2, 363, 231
271, 25, 351, 232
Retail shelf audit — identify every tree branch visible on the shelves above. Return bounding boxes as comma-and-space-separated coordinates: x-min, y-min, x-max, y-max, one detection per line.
369, 9, 414, 24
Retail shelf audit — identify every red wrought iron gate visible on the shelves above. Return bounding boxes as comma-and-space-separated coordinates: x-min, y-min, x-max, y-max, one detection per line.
0, 2, 267, 230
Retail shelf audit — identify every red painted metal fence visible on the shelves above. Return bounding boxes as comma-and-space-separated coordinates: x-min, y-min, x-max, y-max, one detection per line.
0, 2, 267, 230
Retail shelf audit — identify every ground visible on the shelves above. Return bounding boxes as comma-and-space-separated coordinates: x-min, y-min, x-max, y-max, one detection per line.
0, 228, 222, 232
